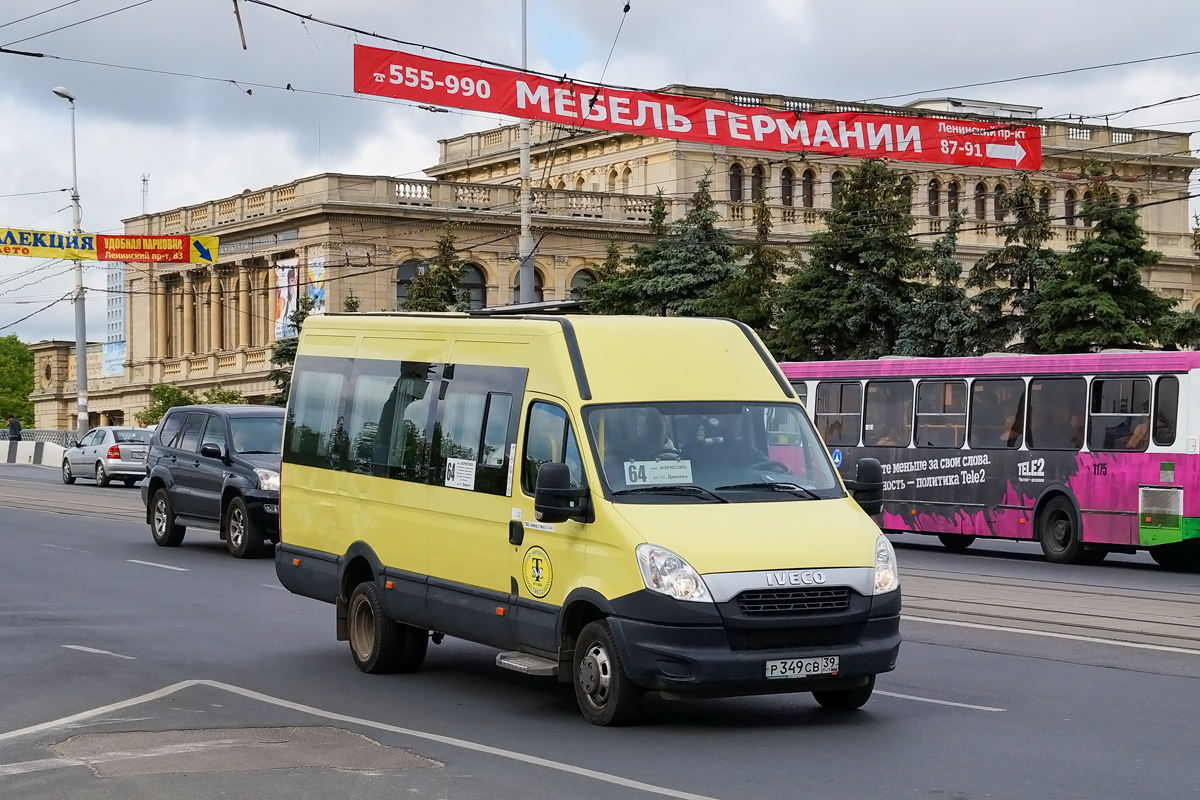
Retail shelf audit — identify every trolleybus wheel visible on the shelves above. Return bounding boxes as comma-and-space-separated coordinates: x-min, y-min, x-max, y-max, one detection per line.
937, 533, 976, 552
1037, 496, 1086, 564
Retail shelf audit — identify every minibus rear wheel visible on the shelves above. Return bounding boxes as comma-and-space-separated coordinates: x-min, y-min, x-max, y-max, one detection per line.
813, 675, 875, 711
573, 620, 642, 726
347, 582, 428, 674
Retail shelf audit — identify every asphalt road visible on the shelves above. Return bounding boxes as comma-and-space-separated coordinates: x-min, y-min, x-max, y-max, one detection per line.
1, 463, 1197, 799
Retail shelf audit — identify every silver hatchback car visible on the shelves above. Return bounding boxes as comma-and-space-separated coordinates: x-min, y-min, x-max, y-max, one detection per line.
62, 426, 152, 487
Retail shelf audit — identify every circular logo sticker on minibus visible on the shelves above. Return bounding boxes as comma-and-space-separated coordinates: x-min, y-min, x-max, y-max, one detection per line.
522, 546, 553, 598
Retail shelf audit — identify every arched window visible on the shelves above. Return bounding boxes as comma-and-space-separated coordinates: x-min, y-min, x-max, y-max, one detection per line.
461, 263, 487, 310
1082, 191, 1094, 227
569, 269, 595, 300
974, 182, 987, 220
555, 179, 566, 190
900, 177, 914, 213
621, 167, 632, 193
395, 259, 423, 308
1127, 193, 1138, 208
1038, 188, 1051, 217
750, 164, 765, 201
512, 268, 544, 304
780, 168, 794, 207
831, 171, 844, 208
947, 181, 960, 214
574, 176, 586, 192
729, 163, 744, 202
1064, 190, 1077, 226
606, 171, 617, 193
927, 179, 941, 217
994, 184, 1007, 221
801, 169, 815, 208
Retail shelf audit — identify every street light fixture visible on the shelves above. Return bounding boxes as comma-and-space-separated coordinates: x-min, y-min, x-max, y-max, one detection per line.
52, 85, 89, 433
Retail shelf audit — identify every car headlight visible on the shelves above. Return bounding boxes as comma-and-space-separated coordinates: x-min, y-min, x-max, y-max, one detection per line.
874, 534, 900, 594
635, 544, 711, 603
254, 468, 280, 492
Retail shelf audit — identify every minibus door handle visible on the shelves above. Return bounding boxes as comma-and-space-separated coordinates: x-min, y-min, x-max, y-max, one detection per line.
508, 520, 524, 546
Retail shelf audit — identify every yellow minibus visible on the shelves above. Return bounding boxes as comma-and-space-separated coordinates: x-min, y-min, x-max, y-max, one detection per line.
276, 312, 898, 725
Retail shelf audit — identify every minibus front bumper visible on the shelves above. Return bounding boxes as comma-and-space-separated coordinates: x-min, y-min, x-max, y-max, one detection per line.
605, 589, 900, 696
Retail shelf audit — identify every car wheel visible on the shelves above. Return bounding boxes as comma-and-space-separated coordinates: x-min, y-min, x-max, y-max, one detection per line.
95, 461, 111, 488
150, 488, 186, 547
225, 496, 268, 559
1037, 496, 1086, 564
347, 582, 427, 674
937, 533, 976, 552
62, 460, 75, 485
813, 675, 876, 711
573, 620, 642, 726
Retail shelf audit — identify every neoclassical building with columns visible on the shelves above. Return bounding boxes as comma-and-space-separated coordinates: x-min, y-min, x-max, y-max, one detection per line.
29, 88, 1200, 428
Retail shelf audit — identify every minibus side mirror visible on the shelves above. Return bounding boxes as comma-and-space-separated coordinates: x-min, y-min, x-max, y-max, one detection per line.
534, 462, 591, 524
844, 457, 884, 516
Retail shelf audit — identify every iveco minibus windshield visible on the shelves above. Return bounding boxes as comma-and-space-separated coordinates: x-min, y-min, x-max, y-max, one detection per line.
583, 402, 844, 503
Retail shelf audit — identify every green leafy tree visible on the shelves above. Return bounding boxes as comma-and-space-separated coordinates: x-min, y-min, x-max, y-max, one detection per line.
136, 383, 198, 426
895, 214, 979, 357
966, 175, 1058, 352
267, 291, 316, 407
585, 193, 669, 314
343, 287, 361, 313
0, 335, 34, 427
775, 160, 927, 360
402, 222, 467, 312
201, 385, 245, 405
702, 194, 789, 340
1029, 180, 1174, 352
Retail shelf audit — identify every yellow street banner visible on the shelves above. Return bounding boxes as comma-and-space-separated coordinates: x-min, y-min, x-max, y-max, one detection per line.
0, 228, 219, 263
0, 227, 97, 260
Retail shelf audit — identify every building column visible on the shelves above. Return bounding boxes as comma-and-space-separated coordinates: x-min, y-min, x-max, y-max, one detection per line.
182, 271, 196, 355
154, 275, 168, 358
237, 264, 251, 349
210, 270, 223, 352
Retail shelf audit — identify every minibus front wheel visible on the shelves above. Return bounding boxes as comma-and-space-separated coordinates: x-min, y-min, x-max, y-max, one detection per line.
573, 620, 643, 726
813, 675, 876, 711
347, 582, 428, 674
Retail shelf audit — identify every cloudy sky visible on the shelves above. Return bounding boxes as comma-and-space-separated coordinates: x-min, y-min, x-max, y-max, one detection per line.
2, 0, 1198, 342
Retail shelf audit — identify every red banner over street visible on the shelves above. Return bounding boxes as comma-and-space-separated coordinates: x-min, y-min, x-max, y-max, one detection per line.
354, 45, 1041, 170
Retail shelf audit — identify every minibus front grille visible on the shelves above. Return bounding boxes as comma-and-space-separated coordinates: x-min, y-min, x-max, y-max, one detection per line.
726, 623, 864, 651
736, 587, 852, 615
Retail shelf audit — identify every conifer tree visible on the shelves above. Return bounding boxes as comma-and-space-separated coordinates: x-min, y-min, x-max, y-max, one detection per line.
703, 194, 788, 340
895, 214, 979, 357
402, 222, 468, 312
775, 160, 926, 360
1029, 180, 1174, 352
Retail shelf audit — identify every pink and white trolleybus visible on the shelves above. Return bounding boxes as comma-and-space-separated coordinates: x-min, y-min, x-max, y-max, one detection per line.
781, 352, 1200, 570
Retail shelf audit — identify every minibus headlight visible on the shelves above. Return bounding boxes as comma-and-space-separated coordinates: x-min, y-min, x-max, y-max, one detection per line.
874, 534, 900, 595
254, 468, 280, 492
635, 544, 711, 603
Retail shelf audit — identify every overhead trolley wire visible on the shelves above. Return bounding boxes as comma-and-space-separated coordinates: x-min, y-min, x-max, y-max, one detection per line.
2, 0, 159, 48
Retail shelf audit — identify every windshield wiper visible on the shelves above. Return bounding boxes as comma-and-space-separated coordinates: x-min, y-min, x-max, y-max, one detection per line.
611, 485, 728, 503
715, 481, 822, 500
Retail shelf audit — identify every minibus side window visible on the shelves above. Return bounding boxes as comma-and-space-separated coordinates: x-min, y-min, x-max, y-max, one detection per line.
284, 356, 351, 470
377, 362, 437, 480
1027, 378, 1086, 450
1154, 376, 1179, 446
522, 402, 585, 494
431, 364, 526, 495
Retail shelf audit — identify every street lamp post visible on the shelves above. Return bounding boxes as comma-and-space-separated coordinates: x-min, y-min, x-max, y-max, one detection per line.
53, 85, 88, 433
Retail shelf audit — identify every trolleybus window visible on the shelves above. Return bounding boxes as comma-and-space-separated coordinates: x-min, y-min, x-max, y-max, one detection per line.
1154, 376, 1179, 446
814, 382, 861, 446
1027, 378, 1087, 450
863, 381, 913, 448
915, 380, 966, 448
969, 379, 1025, 449
1090, 378, 1151, 451
789, 381, 808, 407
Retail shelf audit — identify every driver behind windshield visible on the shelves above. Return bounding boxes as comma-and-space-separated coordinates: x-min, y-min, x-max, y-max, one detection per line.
680, 412, 776, 472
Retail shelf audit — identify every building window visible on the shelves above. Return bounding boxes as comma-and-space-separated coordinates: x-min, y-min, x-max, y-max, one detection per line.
569, 269, 595, 300
750, 165, 765, 201
606, 171, 617, 193
395, 259, 423, 309
927, 179, 941, 217
621, 167, 631, 193
831, 171, 844, 208
462, 263, 486, 310
1038, 188, 1051, 217
900, 177, 913, 213
512, 268, 544, 304
974, 182, 987, 220
947, 181, 960, 214
574, 176, 586, 191
1065, 190, 1077, 226
1082, 191, 1094, 228
729, 163, 744, 202
801, 169, 815, 208
994, 184, 1007, 221
1127, 193, 1138, 209
780, 168, 794, 207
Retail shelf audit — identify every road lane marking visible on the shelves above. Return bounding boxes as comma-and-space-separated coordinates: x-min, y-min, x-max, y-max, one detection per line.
42, 543, 91, 554
262, 584, 287, 591
0, 740, 241, 777
0, 679, 720, 800
126, 559, 188, 572
903, 614, 1200, 656
875, 690, 1004, 712
61, 646, 136, 661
